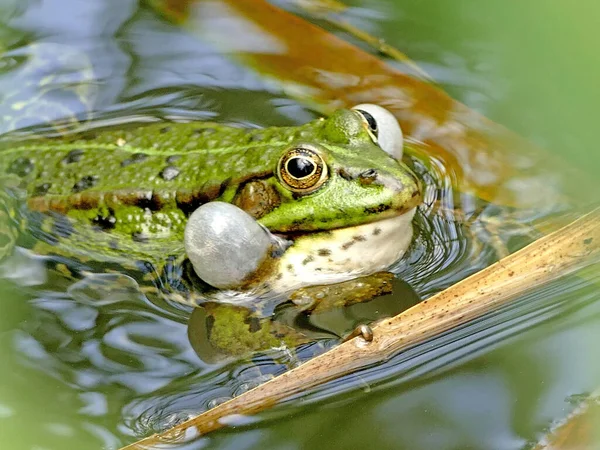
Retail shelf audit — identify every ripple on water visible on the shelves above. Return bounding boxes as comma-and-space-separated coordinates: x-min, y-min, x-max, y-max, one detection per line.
0, 83, 574, 450
4, 148, 542, 447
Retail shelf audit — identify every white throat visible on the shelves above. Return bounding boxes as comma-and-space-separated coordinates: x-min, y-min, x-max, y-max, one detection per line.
270, 208, 416, 294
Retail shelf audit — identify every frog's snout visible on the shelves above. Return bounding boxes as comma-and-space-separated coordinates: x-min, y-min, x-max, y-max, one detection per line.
378, 169, 422, 210
336, 165, 421, 211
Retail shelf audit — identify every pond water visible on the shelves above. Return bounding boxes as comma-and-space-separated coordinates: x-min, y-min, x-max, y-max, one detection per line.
0, 1, 599, 449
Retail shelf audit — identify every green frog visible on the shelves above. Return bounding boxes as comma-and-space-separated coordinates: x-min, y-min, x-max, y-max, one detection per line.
0, 97, 422, 359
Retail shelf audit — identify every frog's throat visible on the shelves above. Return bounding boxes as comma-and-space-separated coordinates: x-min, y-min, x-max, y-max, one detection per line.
269, 207, 417, 294
192, 208, 416, 309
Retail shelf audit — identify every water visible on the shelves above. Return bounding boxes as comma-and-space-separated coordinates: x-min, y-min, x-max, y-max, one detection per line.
0, 1, 599, 449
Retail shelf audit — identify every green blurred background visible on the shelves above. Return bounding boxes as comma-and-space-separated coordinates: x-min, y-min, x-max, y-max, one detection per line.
381, 0, 600, 176
0, 0, 599, 449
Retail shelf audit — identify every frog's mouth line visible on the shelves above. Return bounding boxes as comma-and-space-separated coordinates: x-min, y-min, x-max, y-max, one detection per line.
276, 201, 420, 241
279, 206, 418, 243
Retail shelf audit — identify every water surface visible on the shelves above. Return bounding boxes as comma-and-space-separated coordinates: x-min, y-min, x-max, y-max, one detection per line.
0, 1, 599, 449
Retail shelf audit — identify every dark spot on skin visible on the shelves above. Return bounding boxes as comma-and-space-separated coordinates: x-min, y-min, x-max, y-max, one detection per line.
338, 168, 353, 181
166, 155, 181, 164
364, 204, 391, 214
244, 316, 261, 333
194, 127, 216, 135
315, 267, 323, 271
584, 238, 593, 245
133, 153, 149, 162
248, 133, 264, 142
160, 166, 180, 181
33, 183, 52, 196
72, 175, 98, 193
317, 249, 331, 257
289, 218, 306, 228
411, 190, 419, 198
51, 214, 74, 238
358, 169, 377, 185
176, 191, 211, 216
7, 157, 34, 177
205, 315, 215, 336
175, 178, 230, 216
61, 149, 84, 165
159, 126, 171, 134
121, 153, 149, 167
340, 236, 367, 251
373, 227, 382, 236
287, 264, 294, 272
132, 232, 149, 242
342, 241, 355, 250
92, 209, 117, 230
218, 178, 231, 196
276, 273, 283, 280
302, 256, 314, 265
134, 191, 163, 211
508, 271, 514, 277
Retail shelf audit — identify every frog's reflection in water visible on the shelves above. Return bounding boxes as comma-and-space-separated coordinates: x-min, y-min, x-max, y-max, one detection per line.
188, 274, 421, 364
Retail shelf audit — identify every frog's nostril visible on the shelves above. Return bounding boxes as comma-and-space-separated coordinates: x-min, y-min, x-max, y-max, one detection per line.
358, 169, 378, 185
360, 169, 377, 177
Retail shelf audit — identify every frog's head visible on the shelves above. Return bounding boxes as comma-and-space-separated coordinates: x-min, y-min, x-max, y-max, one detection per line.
255, 104, 421, 233
184, 105, 422, 292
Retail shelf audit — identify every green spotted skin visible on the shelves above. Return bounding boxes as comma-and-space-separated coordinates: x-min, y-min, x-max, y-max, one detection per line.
0, 108, 421, 277
1, 122, 313, 198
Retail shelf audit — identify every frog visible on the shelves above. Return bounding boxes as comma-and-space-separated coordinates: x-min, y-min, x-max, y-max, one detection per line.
0, 65, 422, 359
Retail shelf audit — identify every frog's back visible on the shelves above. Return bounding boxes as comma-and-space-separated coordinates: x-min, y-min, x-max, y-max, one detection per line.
0, 121, 317, 212
0, 120, 319, 270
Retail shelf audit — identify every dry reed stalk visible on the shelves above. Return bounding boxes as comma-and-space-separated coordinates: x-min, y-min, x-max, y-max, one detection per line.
122, 207, 600, 449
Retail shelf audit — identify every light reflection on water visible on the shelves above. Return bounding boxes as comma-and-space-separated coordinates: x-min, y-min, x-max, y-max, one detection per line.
0, 1, 597, 449
0, 143, 572, 449
203, 274, 600, 450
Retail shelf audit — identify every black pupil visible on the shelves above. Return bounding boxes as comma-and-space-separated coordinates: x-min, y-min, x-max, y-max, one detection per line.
356, 109, 378, 136
287, 157, 315, 178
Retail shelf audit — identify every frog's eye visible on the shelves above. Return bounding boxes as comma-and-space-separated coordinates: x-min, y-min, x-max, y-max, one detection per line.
277, 145, 328, 194
352, 104, 404, 160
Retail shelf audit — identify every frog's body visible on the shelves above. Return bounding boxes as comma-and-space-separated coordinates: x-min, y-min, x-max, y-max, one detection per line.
0, 106, 421, 309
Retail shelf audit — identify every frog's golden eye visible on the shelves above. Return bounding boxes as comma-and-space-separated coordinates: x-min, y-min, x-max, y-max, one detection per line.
277, 145, 328, 194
